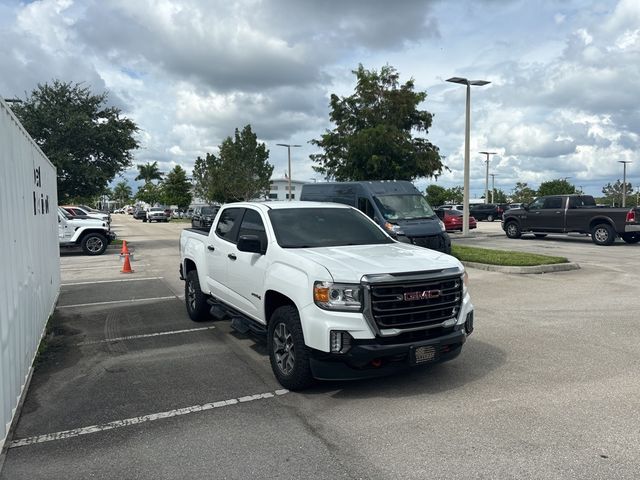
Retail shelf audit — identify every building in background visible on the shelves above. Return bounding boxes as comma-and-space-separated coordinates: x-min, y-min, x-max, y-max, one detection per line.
268, 178, 307, 201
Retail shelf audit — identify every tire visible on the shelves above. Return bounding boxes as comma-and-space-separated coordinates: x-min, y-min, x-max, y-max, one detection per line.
268, 306, 313, 390
185, 270, 210, 322
142, 218, 147, 222
505, 221, 521, 239
80, 233, 108, 256
487, 214, 494, 222
591, 223, 615, 246
534, 233, 548, 238
621, 233, 640, 244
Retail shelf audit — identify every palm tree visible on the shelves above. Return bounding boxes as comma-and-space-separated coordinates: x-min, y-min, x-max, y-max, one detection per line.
135, 161, 163, 184
113, 181, 133, 206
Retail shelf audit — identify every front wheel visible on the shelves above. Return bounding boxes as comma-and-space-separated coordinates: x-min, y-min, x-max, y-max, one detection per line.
621, 233, 640, 244
185, 270, 210, 321
80, 233, 108, 255
268, 306, 313, 391
505, 221, 521, 239
142, 218, 147, 222
487, 214, 494, 222
591, 223, 615, 246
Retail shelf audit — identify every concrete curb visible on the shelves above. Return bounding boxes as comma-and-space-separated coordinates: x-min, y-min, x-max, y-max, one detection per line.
462, 261, 581, 274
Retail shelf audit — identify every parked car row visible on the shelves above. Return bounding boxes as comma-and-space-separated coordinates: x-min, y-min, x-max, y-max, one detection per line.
58, 207, 115, 255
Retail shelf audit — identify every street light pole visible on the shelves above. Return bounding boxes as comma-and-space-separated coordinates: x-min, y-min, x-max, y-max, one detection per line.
618, 161, 632, 207
480, 151, 496, 204
447, 77, 490, 235
489, 173, 498, 203
276, 143, 302, 201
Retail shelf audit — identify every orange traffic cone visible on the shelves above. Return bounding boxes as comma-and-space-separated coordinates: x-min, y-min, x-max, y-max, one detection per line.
120, 240, 129, 256
121, 252, 134, 274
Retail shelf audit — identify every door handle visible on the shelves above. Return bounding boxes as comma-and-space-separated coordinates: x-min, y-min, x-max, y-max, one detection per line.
228, 253, 237, 260
207, 245, 215, 251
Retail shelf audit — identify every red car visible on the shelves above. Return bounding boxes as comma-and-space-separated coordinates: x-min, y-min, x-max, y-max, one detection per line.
441, 209, 477, 232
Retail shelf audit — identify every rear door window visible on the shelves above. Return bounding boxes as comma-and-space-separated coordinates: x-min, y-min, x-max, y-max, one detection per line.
215, 208, 244, 243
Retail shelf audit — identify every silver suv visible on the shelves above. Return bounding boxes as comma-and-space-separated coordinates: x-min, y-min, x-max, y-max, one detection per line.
146, 207, 169, 223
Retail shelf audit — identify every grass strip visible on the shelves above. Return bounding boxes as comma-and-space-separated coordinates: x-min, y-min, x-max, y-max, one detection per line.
451, 244, 569, 266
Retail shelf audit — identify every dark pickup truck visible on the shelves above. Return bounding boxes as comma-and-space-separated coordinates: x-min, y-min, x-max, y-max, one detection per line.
502, 195, 640, 245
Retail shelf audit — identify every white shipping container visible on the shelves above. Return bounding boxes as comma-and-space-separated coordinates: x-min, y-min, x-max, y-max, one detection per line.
0, 98, 60, 450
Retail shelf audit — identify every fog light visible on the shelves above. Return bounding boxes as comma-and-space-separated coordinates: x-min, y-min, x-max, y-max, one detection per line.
465, 311, 474, 334
330, 331, 351, 353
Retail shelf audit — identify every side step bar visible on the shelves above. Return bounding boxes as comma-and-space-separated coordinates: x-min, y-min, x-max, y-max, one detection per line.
207, 298, 267, 337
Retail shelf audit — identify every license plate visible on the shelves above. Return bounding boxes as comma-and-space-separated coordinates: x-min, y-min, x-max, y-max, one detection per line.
413, 345, 438, 364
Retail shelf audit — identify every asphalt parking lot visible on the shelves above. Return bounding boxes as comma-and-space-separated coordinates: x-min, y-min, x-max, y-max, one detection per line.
2, 215, 640, 479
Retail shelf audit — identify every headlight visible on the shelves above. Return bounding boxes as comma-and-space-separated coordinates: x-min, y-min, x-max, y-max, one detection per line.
438, 220, 446, 232
383, 222, 404, 236
314, 281, 363, 311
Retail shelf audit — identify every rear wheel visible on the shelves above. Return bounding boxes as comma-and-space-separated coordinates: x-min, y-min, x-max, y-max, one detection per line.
80, 233, 108, 256
268, 306, 313, 390
591, 223, 615, 246
621, 233, 640, 244
505, 221, 521, 239
487, 214, 494, 222
185, 270, 210, 321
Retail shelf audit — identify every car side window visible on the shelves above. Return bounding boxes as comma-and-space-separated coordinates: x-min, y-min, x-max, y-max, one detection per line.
215, 208, 244, 243
543, 197, 563, 209
357, 197, 376, 219
529, 198, 545, 210
238, 209, 268, 252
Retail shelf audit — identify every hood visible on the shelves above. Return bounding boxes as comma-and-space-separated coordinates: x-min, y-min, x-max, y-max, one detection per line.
288, 243, 462, 283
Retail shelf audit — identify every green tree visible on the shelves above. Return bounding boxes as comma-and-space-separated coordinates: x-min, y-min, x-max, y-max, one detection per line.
162, 165, 192, 209
425, 185, 448, 206
446, 186, 464, 204
537, 179, 576, 196
602, 179, 634, 206
491, 188, 508, 203
12, 80, 139, 201
511, 182, 537, 202
310, 64, 443, 181
135, 161, 163, 184
136, 182, 162, 205
193, 125, 273, 203
112, 181, 133, 206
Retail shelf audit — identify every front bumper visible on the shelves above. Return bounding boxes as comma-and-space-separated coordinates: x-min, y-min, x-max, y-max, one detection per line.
399, 232, 451, 254
309, 325, 470, 380
107, 231, 117, 241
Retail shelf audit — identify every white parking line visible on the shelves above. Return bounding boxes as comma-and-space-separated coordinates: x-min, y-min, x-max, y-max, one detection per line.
62, 277, 163, 286
9, 389, 289, 448
60, 264, 150, 271
57, 296, 177, 309
75, 326, 216, 345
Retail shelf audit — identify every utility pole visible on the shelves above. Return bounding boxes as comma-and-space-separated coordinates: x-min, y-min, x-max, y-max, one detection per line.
447, 77, 491, 235
618, 161, 632, 208
276, 143, 302, 201
479, 152, 496, 204
489, 173, 498, 203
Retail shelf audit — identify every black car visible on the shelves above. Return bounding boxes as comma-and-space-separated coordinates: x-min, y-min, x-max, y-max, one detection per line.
469, 203, 503, 222
191, 205, 219, 230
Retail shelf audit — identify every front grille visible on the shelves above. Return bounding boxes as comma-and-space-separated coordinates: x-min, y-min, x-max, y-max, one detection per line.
369, 275, 462, 330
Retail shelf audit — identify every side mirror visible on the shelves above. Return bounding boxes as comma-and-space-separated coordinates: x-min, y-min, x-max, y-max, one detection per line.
237, 235, 264, 254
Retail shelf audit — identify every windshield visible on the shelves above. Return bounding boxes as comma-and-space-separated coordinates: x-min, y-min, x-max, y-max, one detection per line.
268, 208, 393, 248
373, 194, 435, 221
201, 207, 217, 215
150, 207, 164, 212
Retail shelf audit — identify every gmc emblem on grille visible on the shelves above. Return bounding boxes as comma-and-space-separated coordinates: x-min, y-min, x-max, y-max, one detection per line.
404, 289, 442, 301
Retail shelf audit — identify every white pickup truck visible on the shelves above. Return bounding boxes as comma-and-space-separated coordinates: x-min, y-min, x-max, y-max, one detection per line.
58, 207, 116, 255
179, 202, 475, 390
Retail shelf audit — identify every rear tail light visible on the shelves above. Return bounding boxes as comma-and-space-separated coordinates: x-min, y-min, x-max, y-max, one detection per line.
626, 210, 636, 223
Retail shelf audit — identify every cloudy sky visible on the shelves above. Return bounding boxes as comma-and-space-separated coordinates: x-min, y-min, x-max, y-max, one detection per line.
1, 0, 639, 198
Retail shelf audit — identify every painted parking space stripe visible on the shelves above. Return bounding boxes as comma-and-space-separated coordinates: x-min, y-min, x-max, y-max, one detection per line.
62, 277, 163, 286
75, 326, 216, 345
60, 264, 150, 271
57, 296, 177, 309
9, 389, 289, 449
